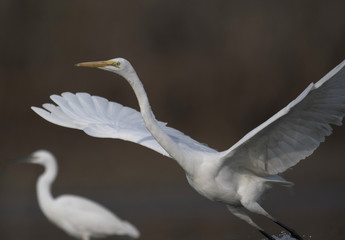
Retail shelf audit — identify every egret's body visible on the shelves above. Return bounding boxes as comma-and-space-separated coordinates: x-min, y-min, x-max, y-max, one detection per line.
32, 58, 345, 239
21, 150, 140, 240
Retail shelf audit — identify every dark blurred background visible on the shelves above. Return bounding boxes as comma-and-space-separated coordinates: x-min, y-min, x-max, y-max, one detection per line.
1, 1, 345, 239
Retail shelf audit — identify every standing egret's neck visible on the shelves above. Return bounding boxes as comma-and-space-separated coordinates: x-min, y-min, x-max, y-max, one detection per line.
36, 158, 57, 215
121, 69, 193, 173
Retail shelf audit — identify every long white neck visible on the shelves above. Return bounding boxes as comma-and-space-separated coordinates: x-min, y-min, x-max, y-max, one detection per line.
36, 159, 57, 216
121, 69, 193, 172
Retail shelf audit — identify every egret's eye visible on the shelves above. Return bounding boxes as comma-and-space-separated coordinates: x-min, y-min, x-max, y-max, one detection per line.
111, 61, 121, 68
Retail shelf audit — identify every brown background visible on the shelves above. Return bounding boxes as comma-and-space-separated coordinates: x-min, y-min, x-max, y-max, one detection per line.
1, 1, 345, 239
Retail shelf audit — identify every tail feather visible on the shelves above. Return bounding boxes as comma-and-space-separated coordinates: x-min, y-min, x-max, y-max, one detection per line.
264, 175, 294, 187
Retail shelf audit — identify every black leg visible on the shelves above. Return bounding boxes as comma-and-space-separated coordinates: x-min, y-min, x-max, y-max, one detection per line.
259, 230, 275, 240
274, 220, 303, 240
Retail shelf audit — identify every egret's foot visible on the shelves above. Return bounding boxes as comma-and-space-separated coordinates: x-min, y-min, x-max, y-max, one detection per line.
274, 220, 303, 240
259, 230, 275, 240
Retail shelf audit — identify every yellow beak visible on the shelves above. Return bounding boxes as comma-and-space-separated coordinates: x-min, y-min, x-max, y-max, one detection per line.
75, 60, 116, 68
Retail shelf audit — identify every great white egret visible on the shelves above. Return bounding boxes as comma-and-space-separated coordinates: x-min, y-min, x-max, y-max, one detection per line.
32, 58, 345, 240
11, 150, 140, 240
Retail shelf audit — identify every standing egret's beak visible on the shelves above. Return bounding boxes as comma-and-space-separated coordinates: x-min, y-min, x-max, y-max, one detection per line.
6, 155, 32, 165
75, 60, 117, 68
1, 155, 32, 175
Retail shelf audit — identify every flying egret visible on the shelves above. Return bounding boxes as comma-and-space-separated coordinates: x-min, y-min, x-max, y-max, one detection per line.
32, 58, 345, 240
11, 150, 140, 240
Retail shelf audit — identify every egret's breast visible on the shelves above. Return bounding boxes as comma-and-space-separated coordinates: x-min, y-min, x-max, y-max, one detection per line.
186, 173, 218, 201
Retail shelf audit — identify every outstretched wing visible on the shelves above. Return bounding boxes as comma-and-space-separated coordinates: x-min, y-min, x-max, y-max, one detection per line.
220, 60, 345, 175
32, 93, 216, 158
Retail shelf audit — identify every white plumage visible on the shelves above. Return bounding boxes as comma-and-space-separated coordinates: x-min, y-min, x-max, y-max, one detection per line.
33, 92, 215, 157
21, 150, 140, 240
32, 58, 345, 240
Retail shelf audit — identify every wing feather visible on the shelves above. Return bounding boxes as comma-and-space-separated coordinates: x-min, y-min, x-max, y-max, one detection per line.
32, 93, 217, 158
221, 60, 345, 175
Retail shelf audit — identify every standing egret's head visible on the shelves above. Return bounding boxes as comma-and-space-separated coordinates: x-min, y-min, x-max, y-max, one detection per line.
29, 150, 55, 165
76, 58, 134, 78
6, 150, 55, 167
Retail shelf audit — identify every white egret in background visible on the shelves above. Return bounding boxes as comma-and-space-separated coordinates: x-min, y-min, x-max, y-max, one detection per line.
11, 150, 140, 240
32, 58, 345, 240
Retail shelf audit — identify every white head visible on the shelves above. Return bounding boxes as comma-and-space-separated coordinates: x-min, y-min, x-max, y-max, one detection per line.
28, 150, 56, 167
76, 57, 135, 78
6, 150, 56, 170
